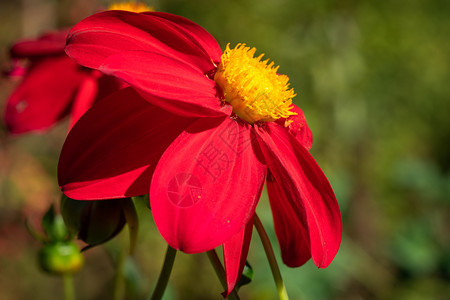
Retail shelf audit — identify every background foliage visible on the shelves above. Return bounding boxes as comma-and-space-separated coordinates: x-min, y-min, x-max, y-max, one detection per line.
0, 0, 449, 299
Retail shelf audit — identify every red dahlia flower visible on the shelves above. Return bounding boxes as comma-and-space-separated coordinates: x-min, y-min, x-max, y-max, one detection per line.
3, 29, 123, 134
58, 11, 342, 294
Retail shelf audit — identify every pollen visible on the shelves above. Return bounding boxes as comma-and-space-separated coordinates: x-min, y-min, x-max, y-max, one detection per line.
214, 43, 297, 124
108, 1, 154, 13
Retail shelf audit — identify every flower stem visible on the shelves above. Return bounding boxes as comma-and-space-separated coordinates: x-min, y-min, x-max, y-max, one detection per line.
149, 245, 177, 300
254, 214, 289, 300
63, 273, 75, 300
112, 236, 126, 300
206, 250, 240, 300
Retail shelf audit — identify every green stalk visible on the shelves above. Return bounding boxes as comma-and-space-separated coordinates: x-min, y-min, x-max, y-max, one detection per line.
112, 237, 126, 300
254, 214, 289, 300
206, 250, 240, 300
63, 273, 75, 300
149, 245, 177, 300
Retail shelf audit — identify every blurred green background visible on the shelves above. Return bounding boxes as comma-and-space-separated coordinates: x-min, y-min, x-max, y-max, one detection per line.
1, 0, 449, 299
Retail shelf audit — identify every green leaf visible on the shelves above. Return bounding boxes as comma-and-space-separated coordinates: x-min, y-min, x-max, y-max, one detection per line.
236, 261, 254, 290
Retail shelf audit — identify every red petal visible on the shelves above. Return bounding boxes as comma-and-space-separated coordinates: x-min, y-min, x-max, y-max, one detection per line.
276, 104, 313, 150
58, 87, 195, 199
99, 51, 228, 117
93, 72, 129, 101
69, 76, 98, 129
222, 215, 254, 297
4, 55, 87, 134
10, 29, 68, 58
66, 11, 217, 74
267, 172, 312, 267
6, 59, 27, 77
256, 123, 341, 268
143, 12, 223, 64
150, 117, 266, 253
69, 72, 124, 129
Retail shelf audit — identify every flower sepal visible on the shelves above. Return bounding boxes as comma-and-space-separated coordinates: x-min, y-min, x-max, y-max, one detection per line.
60, 195, 138, 252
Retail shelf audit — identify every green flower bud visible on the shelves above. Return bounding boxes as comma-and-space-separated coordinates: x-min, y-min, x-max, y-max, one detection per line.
60, 196, 131, 247
39, 241, 84, 274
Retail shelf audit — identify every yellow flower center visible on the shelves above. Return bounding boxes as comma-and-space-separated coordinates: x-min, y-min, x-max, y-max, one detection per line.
108, 1, 153, 12
214, 43, 297, 124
